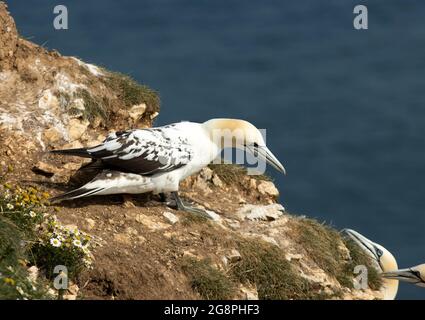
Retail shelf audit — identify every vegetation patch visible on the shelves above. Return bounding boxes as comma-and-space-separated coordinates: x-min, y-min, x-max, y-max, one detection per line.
74, 88, 109, 122
180, 257, 236, 300
103, 72, 160, 114
342, 238, 382, 290
209, 163, 271, 185
231, 238, 316, 299
0, 169, 94, 299
289, 216, 381, 290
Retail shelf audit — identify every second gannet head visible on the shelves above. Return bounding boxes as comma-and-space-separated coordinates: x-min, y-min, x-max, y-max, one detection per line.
202, 118, 286, 174
382, 264, 425, 288
343, 228, 399, 300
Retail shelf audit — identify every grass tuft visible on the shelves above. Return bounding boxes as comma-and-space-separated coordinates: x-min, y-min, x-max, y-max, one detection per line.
104, 72, 160, 113
231, 238, 316, 299
180, 257, 236, 300
289, 216, 382, 291
209, 164, 271, 185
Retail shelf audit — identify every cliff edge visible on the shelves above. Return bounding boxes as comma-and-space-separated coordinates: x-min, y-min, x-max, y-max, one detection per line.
0, 2, 382, 300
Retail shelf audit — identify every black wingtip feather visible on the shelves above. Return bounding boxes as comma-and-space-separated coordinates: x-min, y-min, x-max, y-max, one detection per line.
50, 148, 92, 158
49, 187, 103, 203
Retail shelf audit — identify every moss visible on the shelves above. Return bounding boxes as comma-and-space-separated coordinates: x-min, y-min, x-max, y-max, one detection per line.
231, 238, 316, 299
104, 72, 160, 113
209, 163, 271, 185
180, 257, 236, 300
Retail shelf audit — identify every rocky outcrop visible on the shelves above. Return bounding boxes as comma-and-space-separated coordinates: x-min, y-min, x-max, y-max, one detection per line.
0, 2, 382, 300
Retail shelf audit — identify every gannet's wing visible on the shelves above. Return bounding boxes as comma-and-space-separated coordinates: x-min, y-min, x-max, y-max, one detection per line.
85, 128, 193, 175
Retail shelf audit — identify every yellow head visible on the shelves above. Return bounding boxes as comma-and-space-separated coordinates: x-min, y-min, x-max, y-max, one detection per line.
343, 229, 399, 300
202, 118, 286, 174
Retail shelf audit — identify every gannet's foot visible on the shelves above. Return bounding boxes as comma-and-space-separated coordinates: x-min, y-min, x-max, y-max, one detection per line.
171, 191, 211, 219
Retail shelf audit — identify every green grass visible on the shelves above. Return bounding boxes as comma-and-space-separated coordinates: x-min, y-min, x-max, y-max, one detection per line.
342, 238, 382, 290
180, 257, 236, 300
0, 178, 93, 299
208, 163, 271, 185
231, 238, 318, 299
290, 216, 382, 291
74, 88, 109, 122
104, 72, 160, 113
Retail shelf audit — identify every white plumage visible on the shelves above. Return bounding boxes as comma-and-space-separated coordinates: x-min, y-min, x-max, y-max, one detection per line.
50, 118, 285, 216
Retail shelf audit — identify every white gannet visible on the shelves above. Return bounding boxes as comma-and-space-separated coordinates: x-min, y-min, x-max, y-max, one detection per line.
343, 229, 399, 300
382, 264, 425, 288
49, 118, 285, 217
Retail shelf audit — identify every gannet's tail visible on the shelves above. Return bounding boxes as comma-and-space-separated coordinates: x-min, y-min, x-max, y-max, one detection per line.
50, 170, 153, 203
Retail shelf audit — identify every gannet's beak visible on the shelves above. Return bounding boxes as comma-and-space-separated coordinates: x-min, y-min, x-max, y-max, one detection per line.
342, 229, 380, 263
255, 145, 286, 175
382, 268, 425, 287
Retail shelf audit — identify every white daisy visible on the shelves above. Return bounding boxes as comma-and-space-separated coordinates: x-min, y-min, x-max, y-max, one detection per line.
50, 238, 61, 247
73, 239, 82, 248
6, 203, 14, 210
29, 211, 36, 218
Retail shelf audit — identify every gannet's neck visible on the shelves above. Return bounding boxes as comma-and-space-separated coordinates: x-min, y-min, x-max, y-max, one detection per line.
378, 247, 399, 300
382, 278, 399, 300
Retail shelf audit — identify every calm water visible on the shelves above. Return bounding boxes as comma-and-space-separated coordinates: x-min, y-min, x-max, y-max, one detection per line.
8, 0, 425, 299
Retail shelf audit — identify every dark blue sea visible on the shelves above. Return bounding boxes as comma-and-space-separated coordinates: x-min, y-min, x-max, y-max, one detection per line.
8, 0, 425, 299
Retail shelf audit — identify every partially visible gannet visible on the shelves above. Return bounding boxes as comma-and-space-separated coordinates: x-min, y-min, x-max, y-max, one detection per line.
49, 119, 285, 217
382, 264, 425, 288
343, 229, 399, 300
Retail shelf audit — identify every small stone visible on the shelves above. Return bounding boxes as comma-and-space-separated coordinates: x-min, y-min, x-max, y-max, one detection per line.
32, 161, 62, 176
126, 226, 138, 236
226, 249, 242, 263
199, 167, 213, 181
211, 174, 223, 187
163, 211, 179, 224
67, 119, 89, 141
257, 180, 279, 197
135, 213, 169, 231
240, 285, 259, 300
85, 218, 95, 230
128, 103, 147, 121
237, 203, 285, 221
63, 283, 79, 300
114, 233, 131, 245
43, 127, 62, 143
249, 179, 257, 190
27, 266, 39, 283
285, 253, 303, 262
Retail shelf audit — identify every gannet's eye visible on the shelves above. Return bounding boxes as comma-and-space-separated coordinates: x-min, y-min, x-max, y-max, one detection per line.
412, 270, 421, 279
253, 142, 259, 148
376, 248, 383, 257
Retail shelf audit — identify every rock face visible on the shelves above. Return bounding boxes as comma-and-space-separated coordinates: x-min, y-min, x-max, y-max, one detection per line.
0, 2, 17, 71
0, 3, 383, 301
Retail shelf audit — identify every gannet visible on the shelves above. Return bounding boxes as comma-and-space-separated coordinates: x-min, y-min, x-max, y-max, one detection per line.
49, 119, 285, 217
382, 264, 425, 288
343, 229, 399, 300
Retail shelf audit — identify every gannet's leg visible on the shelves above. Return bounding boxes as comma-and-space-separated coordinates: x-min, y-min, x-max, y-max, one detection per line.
171, 191, 211, 219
